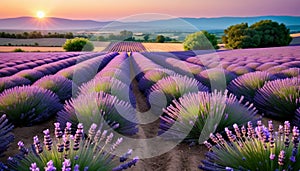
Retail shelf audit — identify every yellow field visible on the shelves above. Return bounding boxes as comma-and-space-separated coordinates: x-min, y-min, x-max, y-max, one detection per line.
142, 43, 184, 51
291, 33, 300, 38
0, 46, 64, 52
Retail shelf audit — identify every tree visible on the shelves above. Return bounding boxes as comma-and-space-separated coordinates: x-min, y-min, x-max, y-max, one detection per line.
222, 23, 260, 49
97, 36, 106, 41
156, 35, 165, 43
63, 37, 94, 52
183, 30, 219, 50
223, 20, 292, 49
143, 34, 150, 41
250, 20, 292, 47
120, 30, 133, 40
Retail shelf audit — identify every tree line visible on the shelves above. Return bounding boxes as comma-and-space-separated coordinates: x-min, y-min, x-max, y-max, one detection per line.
183, 20, 292, 50
0, 31, 74, 39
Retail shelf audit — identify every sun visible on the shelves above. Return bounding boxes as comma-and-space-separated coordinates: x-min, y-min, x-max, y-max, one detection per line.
36, 11, 45, 19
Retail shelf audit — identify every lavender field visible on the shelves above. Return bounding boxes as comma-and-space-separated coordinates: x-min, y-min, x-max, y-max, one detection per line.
0, 44, 300, 170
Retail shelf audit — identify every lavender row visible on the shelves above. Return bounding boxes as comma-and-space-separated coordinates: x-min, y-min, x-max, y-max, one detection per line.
104, 42, 147, 52
0, 52, 110, 93
0, 52, 79, 67
0, 52, 88, 77
57, 53, 138, 135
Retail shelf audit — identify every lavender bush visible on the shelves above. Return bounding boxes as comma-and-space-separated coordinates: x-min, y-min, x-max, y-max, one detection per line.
0, 78, 15, 93
0, 86, 62, 126
7, 122, 138, 171
227, 71, 276, 103
200, 120, 300, 170
57, 91, 138, 135
138, 69, 175, 93
197, 68, 237, 90
149, 74, 208, 104
254, 77, 300, 120
33, 75, 74, 102
159, 90, 257, 143
15, 69, 44, 82
0, 114, 14, 156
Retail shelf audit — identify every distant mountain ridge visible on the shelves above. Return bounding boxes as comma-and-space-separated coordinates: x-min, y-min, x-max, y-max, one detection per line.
0, 16, 299, 32
0, 17, 111, 30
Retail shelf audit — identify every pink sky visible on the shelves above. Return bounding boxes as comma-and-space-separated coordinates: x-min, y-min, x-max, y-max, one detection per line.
1, 0, 299, 20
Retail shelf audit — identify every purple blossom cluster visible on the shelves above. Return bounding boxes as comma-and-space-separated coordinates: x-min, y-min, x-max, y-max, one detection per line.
7, 122, 138, 171
200, 120, 300, 170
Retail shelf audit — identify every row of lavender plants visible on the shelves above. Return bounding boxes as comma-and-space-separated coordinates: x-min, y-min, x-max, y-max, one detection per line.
0, 52, 108, 93
104, 42, 147, 52
57, 52, 138, 135
0, 52, 86, 77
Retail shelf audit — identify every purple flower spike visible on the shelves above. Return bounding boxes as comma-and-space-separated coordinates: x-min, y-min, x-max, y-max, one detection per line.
44, 160, 56, 171
62, 159, 71, 171
30, 163, 40, 171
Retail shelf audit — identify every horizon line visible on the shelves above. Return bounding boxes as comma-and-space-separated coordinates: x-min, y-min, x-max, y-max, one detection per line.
1, 14, 300, 22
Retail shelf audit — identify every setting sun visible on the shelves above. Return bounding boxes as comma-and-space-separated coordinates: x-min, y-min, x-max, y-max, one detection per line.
36, 11, 45, 19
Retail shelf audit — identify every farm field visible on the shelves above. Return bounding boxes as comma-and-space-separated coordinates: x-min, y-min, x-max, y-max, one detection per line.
0, 44, 300, 170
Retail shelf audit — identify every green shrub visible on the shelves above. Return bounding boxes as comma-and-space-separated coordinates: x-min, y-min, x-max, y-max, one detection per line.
13, 48, 25, 52
183, 31, 219, 50
222, 20, 292, 49
63, 37, 94, 52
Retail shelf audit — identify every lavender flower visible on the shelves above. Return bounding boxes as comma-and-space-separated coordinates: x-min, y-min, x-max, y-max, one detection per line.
44, 160, 56, 171
62, 159, 71, 171
30, 163, 40, 171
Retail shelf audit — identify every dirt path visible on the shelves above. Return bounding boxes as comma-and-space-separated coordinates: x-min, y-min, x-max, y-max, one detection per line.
129, 79, 207, 171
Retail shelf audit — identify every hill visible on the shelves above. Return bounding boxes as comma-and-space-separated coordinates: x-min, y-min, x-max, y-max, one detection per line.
0, 16, 299, 32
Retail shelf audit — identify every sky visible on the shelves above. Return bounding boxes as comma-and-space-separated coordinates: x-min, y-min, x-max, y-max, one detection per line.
0, 0, 300, 20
